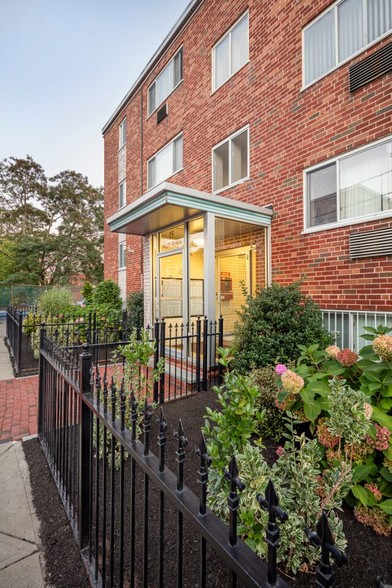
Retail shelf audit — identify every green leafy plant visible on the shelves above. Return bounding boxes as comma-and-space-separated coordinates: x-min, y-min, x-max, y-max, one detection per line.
37, 287, 74, 315
274, 329, 392, 536
126, 291, 144, 331
201, 347, 263, 471
81, 281, 94, 304
232, 282, 331, 373
207, 414, 350, 574
250, 366, 285, 441
92, 279, 122, 311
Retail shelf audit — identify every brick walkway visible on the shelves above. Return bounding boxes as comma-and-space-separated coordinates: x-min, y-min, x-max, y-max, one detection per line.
0, 376, 39, 442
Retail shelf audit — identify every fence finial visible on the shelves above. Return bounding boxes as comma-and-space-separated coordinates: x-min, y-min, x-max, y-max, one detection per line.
157, 406, 168, 473
257, 480, 288, 587
307, 511, 347, 588
195, 434, 212, 516
224, 456, 245, 547
174, 419, 188, 492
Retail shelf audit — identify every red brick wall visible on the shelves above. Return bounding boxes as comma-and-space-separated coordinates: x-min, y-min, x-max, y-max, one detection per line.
104, 0, 392, 311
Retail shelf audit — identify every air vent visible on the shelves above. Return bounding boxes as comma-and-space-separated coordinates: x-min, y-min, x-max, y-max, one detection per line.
349, 226, 392, 259
157, 103, 167, 124
349, 42, 392, 92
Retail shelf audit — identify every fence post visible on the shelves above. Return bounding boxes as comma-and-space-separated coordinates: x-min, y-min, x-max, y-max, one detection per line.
153, 319, 160, 403
78, 343, 92, 549
159, 320, 166, 404
307, 511, 347, 588
17, 309, 23, 375
38, 323, 46, 435
218, 315, 224, 385
202, 317, 208, 391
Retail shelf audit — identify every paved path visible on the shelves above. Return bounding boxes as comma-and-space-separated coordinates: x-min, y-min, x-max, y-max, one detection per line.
0, 320, 39, 442
0, 441, 46, 587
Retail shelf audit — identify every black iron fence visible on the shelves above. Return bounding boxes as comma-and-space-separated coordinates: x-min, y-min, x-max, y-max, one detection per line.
5, 306, 223, 388
37, 331, 367, 588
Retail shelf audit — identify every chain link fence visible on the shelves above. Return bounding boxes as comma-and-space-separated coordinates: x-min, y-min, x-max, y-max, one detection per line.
0, 285, 82, 310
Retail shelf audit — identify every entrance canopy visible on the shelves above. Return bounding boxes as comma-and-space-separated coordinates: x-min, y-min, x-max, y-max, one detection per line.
107, 182, 273, 235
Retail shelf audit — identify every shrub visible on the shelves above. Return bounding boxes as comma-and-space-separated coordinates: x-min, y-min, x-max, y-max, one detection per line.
37, 288, 73, 316
126, 291, 144, 330
274, 329, 392, 536
250, 366, 285, 441
92, 279, 122, 310
232, 282, 331, 373
81, 281, 94, 304
202, 348, 263, 472
206, 415, 350, 574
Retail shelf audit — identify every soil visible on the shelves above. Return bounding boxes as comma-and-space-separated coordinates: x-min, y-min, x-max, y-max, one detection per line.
24, 389, 392, 588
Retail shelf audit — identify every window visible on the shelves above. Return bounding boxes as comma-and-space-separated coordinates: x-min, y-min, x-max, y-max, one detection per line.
305, 137, 392, 228
213, 12, 249, 91
119, 180, 126, 209
323, 309, 392, 351
119, 243, 126, 269
213, 127, 249, 192
304, 0, 392, 86
119, 118, 126, 148
148, 134, 183, 189
148, 48, 183, 115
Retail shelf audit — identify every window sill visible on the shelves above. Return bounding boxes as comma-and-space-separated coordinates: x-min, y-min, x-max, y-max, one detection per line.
302, 210, 392, 235
213, 176, 249, 195
147, 166, 184, 191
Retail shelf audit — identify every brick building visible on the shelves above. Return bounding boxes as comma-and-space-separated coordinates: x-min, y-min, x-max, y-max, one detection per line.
103, 0, 392, 350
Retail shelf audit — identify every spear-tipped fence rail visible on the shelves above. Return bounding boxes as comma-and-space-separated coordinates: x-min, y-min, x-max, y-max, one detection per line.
37, 333, 391, 587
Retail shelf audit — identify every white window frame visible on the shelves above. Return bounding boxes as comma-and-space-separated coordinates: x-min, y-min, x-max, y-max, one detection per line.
212, 11, 249, 92
303, 135, 392, 233
212, 125, 250, 193
119, 242, 126, 270
119, 180, 126, 209
119, 118, 126, 149
147, 47, 183, 117
147, 133, 183, 190
302, 0, 392, 89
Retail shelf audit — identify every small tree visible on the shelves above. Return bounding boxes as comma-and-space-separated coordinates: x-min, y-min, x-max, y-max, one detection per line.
82, 281, 94, 304
126, 291, 144, 330
92, 279, 122, 310
232, 282, 331, 373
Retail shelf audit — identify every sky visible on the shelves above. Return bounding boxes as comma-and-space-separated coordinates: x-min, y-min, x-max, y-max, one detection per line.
0, 0, 191, 188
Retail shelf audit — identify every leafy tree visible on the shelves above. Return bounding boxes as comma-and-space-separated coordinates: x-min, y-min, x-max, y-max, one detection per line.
0, 238, 17, 282
0, 156, 103, 285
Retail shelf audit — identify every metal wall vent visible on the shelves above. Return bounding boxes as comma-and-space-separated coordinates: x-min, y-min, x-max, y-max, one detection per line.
349, 226, 392, 259
349, 42, 392, 92
157, 103, 167, 124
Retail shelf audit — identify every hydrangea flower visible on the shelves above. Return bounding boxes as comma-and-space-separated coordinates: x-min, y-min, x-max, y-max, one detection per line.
325, 345, 340, 359
280, 369, 304, 395
372, 334, 392, 362
276, 445, 285, 457
275, 364, 287, 375
336, 348, 359, 367
364, 483, 382, 502
316, 418, 340, 448
365, 423, 391, 451
364, 403, 373, 420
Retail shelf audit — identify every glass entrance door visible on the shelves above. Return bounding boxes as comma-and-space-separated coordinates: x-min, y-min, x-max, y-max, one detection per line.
158, 252, 183, 324
216, 249, 250, 335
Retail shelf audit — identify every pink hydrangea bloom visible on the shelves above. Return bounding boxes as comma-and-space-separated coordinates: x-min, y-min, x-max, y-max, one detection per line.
365, 423, 391, 452
336, 348, 359, 367
281, 369, 304, 395
325, 345, 340, 359
275, 364, 287, 375
276, 445, 285, 457
364, 483, 382, 502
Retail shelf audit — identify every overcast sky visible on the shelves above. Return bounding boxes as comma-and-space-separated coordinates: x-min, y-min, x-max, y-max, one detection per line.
0, 0, 190, 188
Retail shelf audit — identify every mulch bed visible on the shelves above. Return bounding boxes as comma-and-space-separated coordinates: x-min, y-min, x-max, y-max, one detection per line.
24, 389, 392, 587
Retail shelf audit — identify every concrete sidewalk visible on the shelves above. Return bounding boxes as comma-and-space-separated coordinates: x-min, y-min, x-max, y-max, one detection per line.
0, 440, 46, 587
